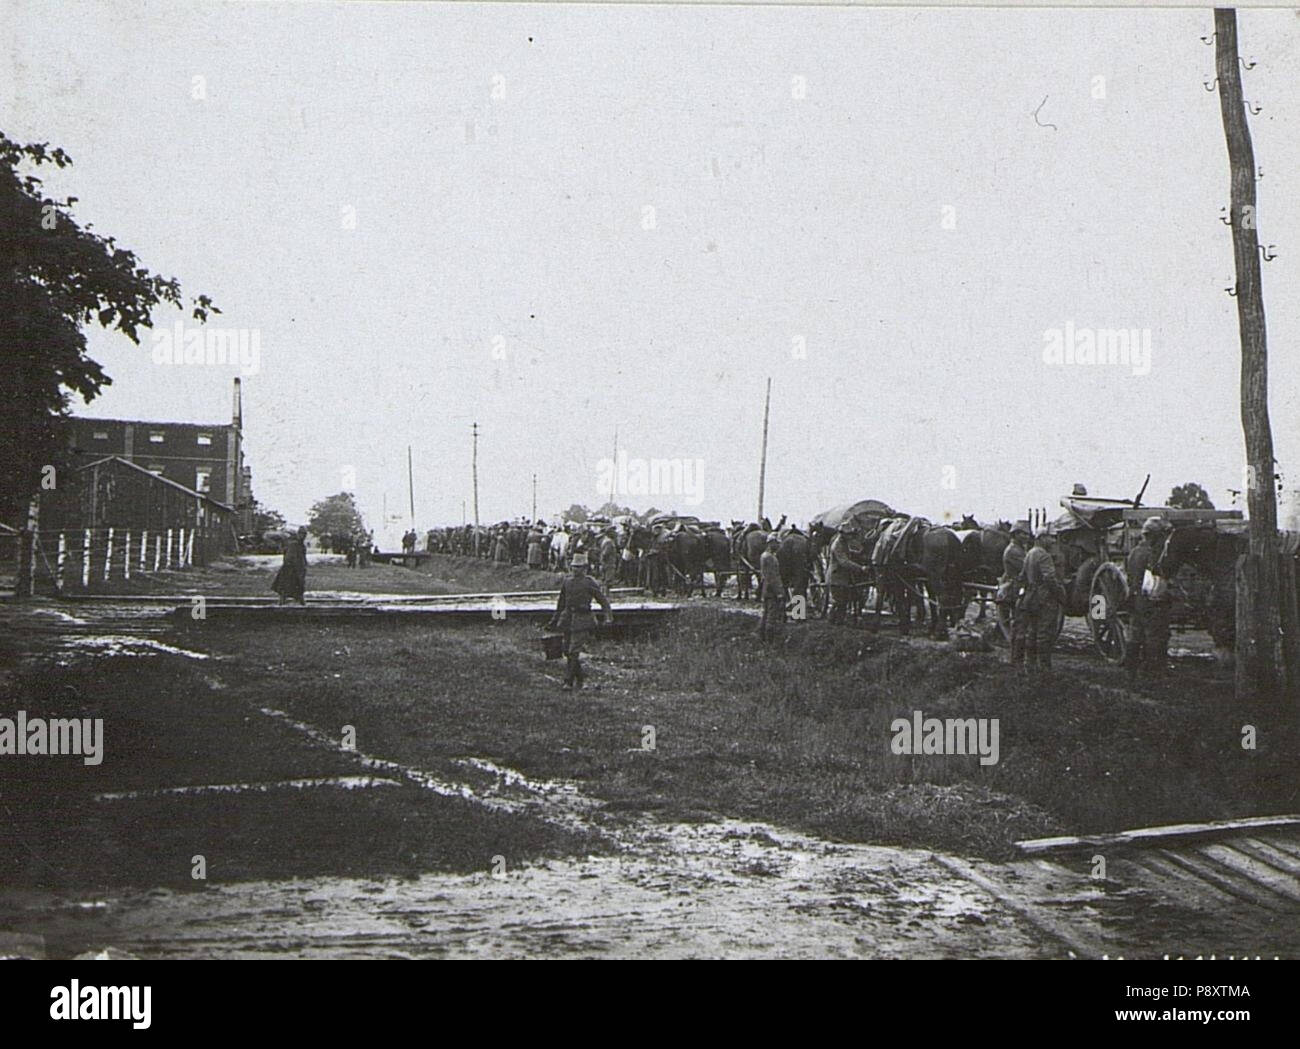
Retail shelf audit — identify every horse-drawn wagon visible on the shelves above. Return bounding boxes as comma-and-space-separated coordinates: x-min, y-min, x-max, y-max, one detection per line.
1045, 494, 1244, 663
807, 499, 896, 616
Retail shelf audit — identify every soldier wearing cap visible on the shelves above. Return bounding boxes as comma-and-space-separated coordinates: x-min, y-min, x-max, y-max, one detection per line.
758, 534, 787, 643
547, 551, 613, 691
1019, 527, 1066, 670
1000, 520, 1033, 665
1125, 516, 1172, 682
826, 520, 867, 624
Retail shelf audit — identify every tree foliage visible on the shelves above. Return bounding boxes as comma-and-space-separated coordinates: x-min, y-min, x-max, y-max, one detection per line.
0, 132, 216, 520
307, 492, 366, 538
1167, 482, 1215, 510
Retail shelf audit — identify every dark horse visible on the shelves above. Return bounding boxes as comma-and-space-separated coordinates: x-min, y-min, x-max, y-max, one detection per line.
730, 524, 767, 601
663, 528, 707, 597
699, 526, 732, 598
777, 529, 812, 613
877, 519, 966, 638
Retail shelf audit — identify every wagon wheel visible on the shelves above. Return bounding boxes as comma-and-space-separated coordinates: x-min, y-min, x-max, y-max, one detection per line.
1089, 561, 1129, 664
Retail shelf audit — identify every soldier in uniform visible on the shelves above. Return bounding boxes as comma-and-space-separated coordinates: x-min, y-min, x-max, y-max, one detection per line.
759, 535, 787, 644
1000, 520, 1032, 665
826, 521, 867, 624
526, 522, 544, 570
547, 551, 613, 691
1019, 528, 1065, 670
1125, 516, 1172, 682
599, 528, 619, 591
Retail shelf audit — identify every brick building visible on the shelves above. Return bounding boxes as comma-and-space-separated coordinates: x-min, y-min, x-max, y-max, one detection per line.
66, 378, 254, 534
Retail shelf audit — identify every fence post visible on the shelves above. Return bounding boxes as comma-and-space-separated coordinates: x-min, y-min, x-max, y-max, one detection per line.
104, 528, 114, 583
165, 528, 173, 569
185, 528, 194, 567
82, 529, 91, 589
124, 531, 131, 580
139, 530, 147, 571
153, 533, 161, 572
56, 533, 67, 594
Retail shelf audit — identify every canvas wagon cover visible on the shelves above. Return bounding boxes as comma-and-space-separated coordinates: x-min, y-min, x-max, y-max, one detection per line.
810, 499, 896, 531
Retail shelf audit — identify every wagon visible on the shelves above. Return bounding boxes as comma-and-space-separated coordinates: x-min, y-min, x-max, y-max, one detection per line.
1046, 495, 1244, 663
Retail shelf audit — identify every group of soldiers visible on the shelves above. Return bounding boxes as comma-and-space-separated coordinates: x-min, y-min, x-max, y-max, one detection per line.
997, 515, 1171, 678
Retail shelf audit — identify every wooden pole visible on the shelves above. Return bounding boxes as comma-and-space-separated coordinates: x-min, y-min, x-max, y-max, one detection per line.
407, 444, 415, 528
471, 422, 480, 556
1214, 8, 1286, 707
757, 377, 771, 522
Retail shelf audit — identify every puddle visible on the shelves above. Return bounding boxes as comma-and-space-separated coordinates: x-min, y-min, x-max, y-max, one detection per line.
95, 776, 402, 802
62, 636, 211, 660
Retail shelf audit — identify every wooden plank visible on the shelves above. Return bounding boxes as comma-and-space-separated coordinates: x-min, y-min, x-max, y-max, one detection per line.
930, 854, 1108, 958
1194, 843, 1300, 904
1016, 813, 1300, 855
1156, 849, 1289, 911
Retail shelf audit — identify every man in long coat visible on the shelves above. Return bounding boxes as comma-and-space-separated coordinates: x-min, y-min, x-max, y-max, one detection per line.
272, 527, 309, 605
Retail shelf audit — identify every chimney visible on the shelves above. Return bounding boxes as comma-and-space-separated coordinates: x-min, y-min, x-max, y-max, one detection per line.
232, 377, 242, 429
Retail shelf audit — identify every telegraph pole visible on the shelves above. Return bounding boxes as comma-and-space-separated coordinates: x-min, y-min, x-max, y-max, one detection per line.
532, 473, 537, 522
757, 377, 772, 522
471, 422, 480, 556
407, 445, 415, 528
1214, 8, 1287, 706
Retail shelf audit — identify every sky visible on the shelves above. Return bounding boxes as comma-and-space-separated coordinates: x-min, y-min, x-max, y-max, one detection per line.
5, 1, 1300, 541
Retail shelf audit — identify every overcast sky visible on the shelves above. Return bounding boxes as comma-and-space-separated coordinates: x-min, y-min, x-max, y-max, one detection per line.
6, 1, 1299, 537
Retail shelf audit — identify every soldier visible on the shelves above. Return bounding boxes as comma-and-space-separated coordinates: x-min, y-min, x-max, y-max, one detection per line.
826, 521, 867, 624
1000, 520, 1032, 665
526, 522, 544, 570
1125, 516, 1172, 682
758, 535, 787, 644
547, 551, 613, 691
1019, 528, 1065, 670
599, 528, 619, 591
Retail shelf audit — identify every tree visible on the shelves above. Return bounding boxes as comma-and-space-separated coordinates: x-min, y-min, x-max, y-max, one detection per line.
307, 492, 366, 539
562, 504, 589, 523
1168, 482, 1215, 510
250, 500, 286, 538
0, 132, 216, 521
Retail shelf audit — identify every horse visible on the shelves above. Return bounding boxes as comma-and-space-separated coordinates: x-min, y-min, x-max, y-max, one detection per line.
874, 518, 964, 637
777, 528, 812, 612
700, 526, 732, 598
730, 524, 767, 600
663, 527, 707, 597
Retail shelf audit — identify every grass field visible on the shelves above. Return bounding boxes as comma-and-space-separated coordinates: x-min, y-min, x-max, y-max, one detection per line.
3, 558, 1294, 896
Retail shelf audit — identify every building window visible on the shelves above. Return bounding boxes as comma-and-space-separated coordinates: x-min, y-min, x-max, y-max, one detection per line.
149, 432, 164, 443
92, 430, 109, 440
197, 433, 212, 446
195, 470, 211, 493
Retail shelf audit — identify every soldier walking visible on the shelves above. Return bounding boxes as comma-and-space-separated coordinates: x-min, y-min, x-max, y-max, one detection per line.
547, 551, 613, 691
599, 527, 619, 591
1019, 528, 1065, 670
759, 535, 787, 644
1125, 516, 1172, 682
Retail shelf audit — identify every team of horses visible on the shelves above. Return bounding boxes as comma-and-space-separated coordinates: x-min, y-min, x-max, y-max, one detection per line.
421, 511, 1263, 651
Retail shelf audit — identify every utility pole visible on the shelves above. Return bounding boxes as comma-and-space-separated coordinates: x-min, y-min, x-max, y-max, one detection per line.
757, 377, 772, 522
407, 445, 415, 528
471, 422, 480, 556
532, 473, 537, 523
1214, 8, 1287, 707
